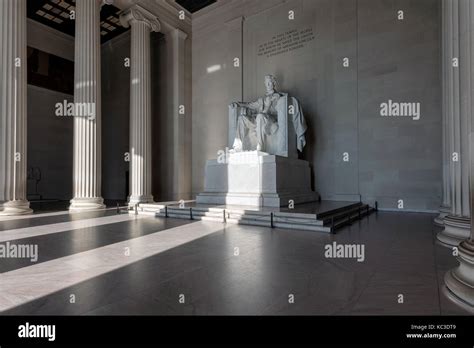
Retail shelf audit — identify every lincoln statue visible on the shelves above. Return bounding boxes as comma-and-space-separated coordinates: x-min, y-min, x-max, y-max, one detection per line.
229, 75, 307, 155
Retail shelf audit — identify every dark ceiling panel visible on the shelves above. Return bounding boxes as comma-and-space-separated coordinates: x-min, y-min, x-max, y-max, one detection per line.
175, 0, 217, 13
27, 0, 128, 43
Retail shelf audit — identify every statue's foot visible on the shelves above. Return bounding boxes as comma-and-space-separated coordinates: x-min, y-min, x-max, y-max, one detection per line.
256, 144, 262, 151
231, 139, 243, 153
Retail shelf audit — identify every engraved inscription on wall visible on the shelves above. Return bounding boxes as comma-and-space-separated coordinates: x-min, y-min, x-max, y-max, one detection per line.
257, 28, 315, 58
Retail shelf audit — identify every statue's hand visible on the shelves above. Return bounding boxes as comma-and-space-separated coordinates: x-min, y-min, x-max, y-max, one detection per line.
230, 102, 239, 108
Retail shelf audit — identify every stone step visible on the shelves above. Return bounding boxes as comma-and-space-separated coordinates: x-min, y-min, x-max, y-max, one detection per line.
331, 206, 375, 229
273, 214, 324, 226
227, 217, 330, 232
322, 204, 370, 226
274, 221, 332, 233
316, 202, 363, 220
133, 201, 375, 233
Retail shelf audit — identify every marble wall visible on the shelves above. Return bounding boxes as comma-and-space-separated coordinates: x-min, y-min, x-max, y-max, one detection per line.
27, 86, 73, 200
26, 20, 74, 201
27, 19, 74, 61
101, 32, 131, 201
357, 0, 441, 211
191, 0, 442, 212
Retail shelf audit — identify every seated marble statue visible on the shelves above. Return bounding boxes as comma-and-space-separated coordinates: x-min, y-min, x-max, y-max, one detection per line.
229, 75, 307, 157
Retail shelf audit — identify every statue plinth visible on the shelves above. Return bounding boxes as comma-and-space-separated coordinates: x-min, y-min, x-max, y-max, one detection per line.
196, 151, 318, 207
197, 75, 316, 207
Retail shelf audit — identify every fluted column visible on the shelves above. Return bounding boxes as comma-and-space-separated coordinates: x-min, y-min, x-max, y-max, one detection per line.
435, 0, 452, 226
69, 0, 106, 211
0, 0, 32, 216
120, 6, 160, 206
169, 28, 190, 200
444, 0, 474, 312
438, 0, 471, 246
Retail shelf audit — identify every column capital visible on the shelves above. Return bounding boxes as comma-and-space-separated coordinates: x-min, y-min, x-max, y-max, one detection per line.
170, 28, 188, 41
120, 5, 161, 32
101, 0, 114, 8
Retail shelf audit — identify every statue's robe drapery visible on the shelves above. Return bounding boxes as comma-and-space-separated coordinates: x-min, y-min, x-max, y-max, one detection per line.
232, 92, 280, 152
230, 92, 307, 155
286, 96, 307, 152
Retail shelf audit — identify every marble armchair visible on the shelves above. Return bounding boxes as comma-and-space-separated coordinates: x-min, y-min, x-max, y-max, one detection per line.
228, 93, 306, 158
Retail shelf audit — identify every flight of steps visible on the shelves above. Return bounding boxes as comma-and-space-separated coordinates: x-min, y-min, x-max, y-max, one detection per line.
134, 201, 375, 234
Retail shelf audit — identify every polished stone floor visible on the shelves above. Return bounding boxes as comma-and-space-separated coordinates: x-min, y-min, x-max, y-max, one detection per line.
0, 208, 470, 315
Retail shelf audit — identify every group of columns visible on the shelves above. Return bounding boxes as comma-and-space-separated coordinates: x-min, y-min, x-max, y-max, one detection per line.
0, 0, 166, 215
436, 0, 474, 312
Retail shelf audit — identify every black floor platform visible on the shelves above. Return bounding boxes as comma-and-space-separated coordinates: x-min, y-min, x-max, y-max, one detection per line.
137, 200, 376, 233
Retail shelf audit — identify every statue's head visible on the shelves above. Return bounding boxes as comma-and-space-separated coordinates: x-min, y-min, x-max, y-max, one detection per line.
264, 75, 277, 92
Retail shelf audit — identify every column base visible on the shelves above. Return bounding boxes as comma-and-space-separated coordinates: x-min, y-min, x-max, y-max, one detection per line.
443, 239, 474, 313
437, 215, 470, 247
0, 200, 33, 216
69, 197, 106, 212
434, 205, 451, 226
128, 195, 154, 207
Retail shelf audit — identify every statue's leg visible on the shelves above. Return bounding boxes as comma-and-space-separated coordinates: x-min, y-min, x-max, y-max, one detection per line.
256, 114, 266, 151
232, 117, 245, 151
233, 115, 254, 151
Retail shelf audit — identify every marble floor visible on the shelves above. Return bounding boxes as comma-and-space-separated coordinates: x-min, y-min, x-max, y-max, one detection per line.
0, 208, 470, 315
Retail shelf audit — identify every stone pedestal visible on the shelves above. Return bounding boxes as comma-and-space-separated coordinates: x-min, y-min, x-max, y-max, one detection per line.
196, 151, 318, 207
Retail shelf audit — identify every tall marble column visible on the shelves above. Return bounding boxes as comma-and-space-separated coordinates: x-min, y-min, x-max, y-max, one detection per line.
444, 0, 474, 312
169, 28, 190, 200
120, 6, 160, 206
435, 0, 452, 226
438, 0, 471, 246
0, 0, 32, 216
69, 0, 106, 211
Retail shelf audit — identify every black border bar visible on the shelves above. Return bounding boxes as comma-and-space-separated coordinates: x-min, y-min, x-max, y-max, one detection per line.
0, 315, 472, 345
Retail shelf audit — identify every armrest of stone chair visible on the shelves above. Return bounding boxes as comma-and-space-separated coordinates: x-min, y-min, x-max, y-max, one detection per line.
275, 94, 298, 158
228, 104, 241, 149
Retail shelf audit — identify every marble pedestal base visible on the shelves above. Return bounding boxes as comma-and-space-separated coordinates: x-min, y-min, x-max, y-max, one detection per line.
196, 151, 318, 207
434, 205, 450, 226
444, 239, 474, 313
0, 200, 32, 216
69, 197, 105, 212
128, 195, 154, 207
437, 215, 471, 247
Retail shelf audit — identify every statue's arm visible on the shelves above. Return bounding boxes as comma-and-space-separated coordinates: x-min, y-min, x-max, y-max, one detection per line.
230, 98, 262, 112
229, 101, 250, 108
